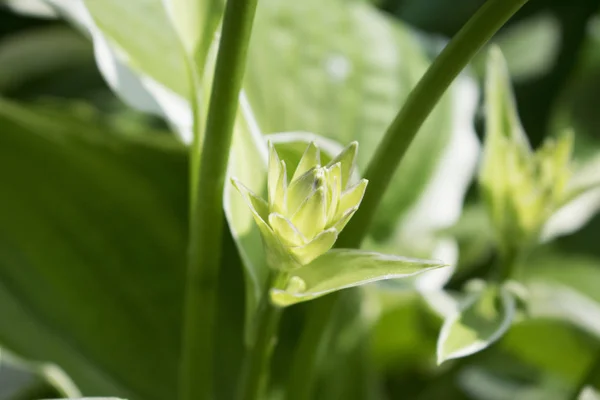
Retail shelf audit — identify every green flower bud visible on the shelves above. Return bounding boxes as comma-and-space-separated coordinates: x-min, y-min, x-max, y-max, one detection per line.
480, 47, 574, 254
232, 141, 368, 270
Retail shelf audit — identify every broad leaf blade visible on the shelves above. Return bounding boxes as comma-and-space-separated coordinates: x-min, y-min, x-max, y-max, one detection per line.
0, 99, 188, 399
270, 249, 445, 306
246, 0, 478, 240
437, 284, 516, 364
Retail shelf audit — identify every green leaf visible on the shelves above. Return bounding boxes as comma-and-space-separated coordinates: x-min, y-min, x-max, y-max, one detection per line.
246, 0, 479, 240
162, 0, 223, 67
543, 154, 600, 241
0, 99, 188, 399
270, 249, 445, 306
83, 0, 189, 97
0, 26, 93, 95
522, 251, 600, 338
0, 99, 248, 400
42, 0, 477, 246
437, 283, 516, 364
502, 319, 597, 386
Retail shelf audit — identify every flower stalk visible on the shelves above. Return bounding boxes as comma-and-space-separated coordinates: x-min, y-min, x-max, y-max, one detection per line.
233, 140, 368, 397
179, 0, 259, 398
238, 272, 284, 400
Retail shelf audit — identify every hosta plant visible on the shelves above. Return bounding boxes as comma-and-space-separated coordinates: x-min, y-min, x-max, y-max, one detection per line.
2, 0, 600, 400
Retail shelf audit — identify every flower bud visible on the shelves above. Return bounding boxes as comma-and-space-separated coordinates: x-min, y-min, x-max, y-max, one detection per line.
480, 48, 574, 254
232, 140, 368, 270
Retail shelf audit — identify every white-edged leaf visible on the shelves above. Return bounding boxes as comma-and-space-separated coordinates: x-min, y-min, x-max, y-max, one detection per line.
542, 155, 600, 242
527, 282, 600, 339
522, 252, 600, 339
270, 249, 445, 306
82, 0, 189, 97
437, 284, 516, 364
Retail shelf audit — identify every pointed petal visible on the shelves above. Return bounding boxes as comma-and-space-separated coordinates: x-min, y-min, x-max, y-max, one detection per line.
327, 141, 358, 189
336, 179, 368, 220
292, 141, 321, 182
257, 220, 298, 271
287, 167, 321, 216
326, 163, 342, 223
268, 213, 307, 247
268, 141, 282, 207
232, 178, 298, 269
231, 178, 269, 222
271, 160, 288, 214
291, 186, 327, 240
332, 206, 358, 232
289, 228, 338, 265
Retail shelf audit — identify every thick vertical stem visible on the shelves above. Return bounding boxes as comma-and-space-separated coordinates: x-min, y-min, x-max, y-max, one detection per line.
179, 0, 259, 398
285, 0, 530, 398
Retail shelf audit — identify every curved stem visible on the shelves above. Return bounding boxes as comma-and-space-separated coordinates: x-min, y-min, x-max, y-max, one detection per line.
238, 274, 283, 400
179, 0, 259, 398
341, 0, 529, 247
285, 0, 529, 398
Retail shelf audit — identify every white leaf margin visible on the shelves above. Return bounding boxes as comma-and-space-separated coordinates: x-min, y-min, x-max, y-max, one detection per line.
527, 281, 600, 339
436, 284, 516, 364
6, 0, 194, 140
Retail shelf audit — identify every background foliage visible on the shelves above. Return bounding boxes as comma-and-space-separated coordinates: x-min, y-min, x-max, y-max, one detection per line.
1, 0, 600, 399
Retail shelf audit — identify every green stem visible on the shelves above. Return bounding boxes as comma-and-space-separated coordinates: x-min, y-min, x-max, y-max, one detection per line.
342, 0, 529, 247
285, 0, 529, 398
239, 274, 284, 400
496, 245, 522, 282
571, 349, 600, 400
179, 0, 259, 398
286, 294, 337, 400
